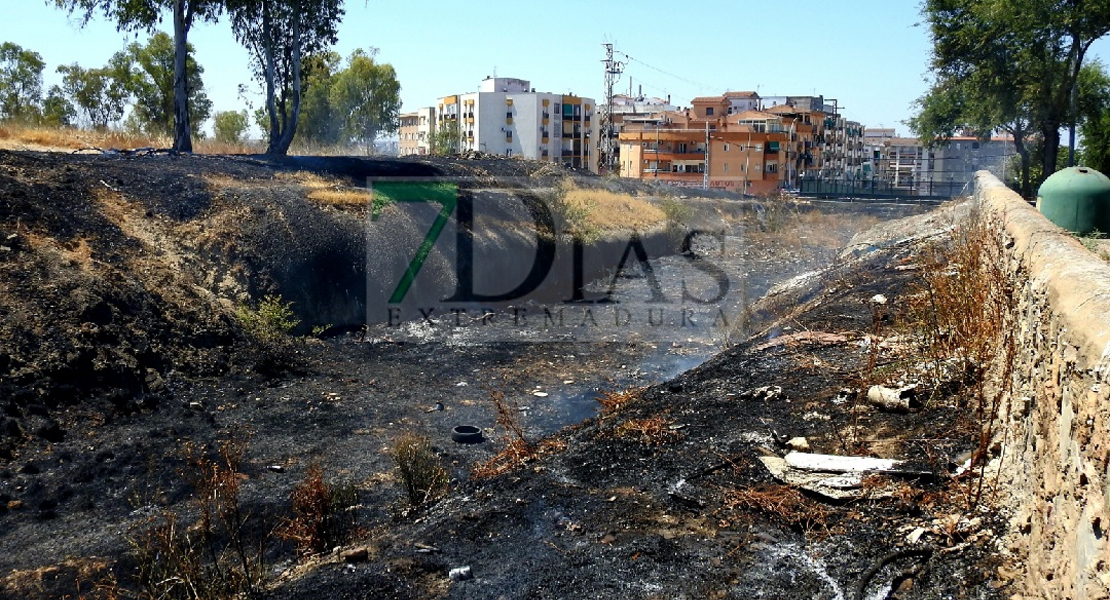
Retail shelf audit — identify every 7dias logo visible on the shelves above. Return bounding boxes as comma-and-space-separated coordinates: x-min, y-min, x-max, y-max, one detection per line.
365, 178, 746, 343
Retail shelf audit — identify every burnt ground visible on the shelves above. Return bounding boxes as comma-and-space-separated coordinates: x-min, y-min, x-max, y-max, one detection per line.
0, 149, 1009, 600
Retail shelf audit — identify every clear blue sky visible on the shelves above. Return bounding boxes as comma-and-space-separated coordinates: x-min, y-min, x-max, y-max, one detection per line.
3, 0, 1110, 137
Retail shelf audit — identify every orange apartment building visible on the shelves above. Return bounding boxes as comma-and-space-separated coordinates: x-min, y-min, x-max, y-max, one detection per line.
618, 94, 791, 195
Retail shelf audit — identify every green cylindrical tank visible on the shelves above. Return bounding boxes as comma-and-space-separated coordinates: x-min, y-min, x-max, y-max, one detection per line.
1036, 166, 1110, 235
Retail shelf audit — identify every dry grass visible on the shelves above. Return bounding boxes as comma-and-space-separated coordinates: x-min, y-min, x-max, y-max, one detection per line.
0, 558, 117, 600
201, 170, 372, 207
899, 208, 1016, 508
0, 122, 330, 155
491, 390, 528, 446
722, 485, 828, 532
390, 433, 449, 506
277, 172, 371, 206
745, 197, 882, 250
596, 387, 643, 414
279, 464, 359, 554
127, 432, 268, 600
0, 123, 165, 152
306, 188, 371, 206
612, 416, 682, 446
471, 437, 567, 479
550, 181, 667, 239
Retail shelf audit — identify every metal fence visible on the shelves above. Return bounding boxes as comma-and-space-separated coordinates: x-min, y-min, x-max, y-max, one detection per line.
797, 175, 973, 200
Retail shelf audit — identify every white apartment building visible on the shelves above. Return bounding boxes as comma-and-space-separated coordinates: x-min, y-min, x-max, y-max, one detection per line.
437, 77, 600, 173
398, 107, 436, 156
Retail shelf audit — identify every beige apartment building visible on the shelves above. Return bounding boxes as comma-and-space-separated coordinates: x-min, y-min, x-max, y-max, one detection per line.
436, 77, 599, 172
398, 107, 436, 156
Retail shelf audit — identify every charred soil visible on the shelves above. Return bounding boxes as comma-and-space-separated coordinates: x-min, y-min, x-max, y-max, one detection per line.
0, 150, 1005, 600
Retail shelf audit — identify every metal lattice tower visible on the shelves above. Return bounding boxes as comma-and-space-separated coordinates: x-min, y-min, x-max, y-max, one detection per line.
600, 43, 625, 174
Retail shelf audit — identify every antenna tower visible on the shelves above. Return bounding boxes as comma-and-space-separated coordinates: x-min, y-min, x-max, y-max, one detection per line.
600, 43, 625, 174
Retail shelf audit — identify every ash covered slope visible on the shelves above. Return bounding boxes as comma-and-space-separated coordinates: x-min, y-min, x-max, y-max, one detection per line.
0, 150, 625, 459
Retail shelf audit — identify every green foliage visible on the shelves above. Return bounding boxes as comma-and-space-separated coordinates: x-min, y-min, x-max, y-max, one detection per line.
0, 42, 45, 121
57, 62, 129, 129
429, 118, 459, 155
328, 49, 401, 150
114, 32, 211, 137
213, 109, 249, 143
916, 0, 1110, 195
40, 85, 75, 127
235, 294, 299, 374
390, 432, 448, 506
51, 1, 223, 151
296, 51, 342, 144
659, 195, 690, 229
289, 48, 401, 150
226, 0, 345, 155
235, 294, 299, 341
1078, 61, 1110, 174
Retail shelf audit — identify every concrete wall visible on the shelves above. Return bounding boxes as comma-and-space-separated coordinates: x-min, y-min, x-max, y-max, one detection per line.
976, 171, 1110, 598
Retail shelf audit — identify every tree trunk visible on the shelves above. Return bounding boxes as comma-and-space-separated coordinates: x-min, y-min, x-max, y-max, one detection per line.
261, 1, 282, 154
272, 3, 302, 155
172, 0, 192, 153
1012, 123, 1032, 199
1041, 124, 1061, 187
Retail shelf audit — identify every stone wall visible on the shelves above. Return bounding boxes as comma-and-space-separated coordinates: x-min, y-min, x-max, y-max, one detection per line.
976, 171, 1110, 599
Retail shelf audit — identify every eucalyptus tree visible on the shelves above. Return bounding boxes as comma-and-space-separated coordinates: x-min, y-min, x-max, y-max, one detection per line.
51, 0, 222, 151
225, 0, 344, 155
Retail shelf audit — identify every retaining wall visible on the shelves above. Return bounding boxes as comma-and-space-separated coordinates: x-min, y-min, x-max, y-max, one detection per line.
976, 171, 1110, 598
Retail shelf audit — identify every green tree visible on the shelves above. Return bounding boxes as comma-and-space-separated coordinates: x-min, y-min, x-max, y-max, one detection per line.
41, 85, 76, 127
329, 48, 400, 152
296, 50, 342, 144
429, 119, 459, 156
0, 42, 46, 121
213, 109, 249, 143
1077, 61, 1110, 174
918, 0, 1110, 189
51, 0, 222, 152
115, 32, 211, 137
226, 0, 344, 155
57, 63, 129, 129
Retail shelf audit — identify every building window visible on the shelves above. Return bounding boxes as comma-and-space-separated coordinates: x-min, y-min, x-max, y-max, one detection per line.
723, 143, 730, 152
706, 107, 714, 116
723, 163, 729, 173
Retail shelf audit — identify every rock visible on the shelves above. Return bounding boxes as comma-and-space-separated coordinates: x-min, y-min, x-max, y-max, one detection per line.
786, 437, 810, 452
449, 566, 473, 581
739, 385, 782, 402
7, 500, 23, 510
906, 527, 926, 544
867, 384, 920, 412
340, 547, 369, 562
144, 368, 165, 393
